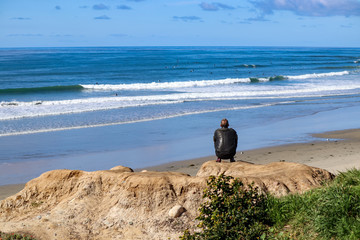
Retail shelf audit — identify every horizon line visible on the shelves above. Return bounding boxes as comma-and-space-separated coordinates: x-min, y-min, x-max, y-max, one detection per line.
1, 45, 360, 49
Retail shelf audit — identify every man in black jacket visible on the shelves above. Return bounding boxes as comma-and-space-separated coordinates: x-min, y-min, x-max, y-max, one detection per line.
213, 118, 238, 162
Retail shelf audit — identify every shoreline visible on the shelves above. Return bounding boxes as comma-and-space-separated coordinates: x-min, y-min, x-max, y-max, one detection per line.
1, 128, 360, 200
137, 128, 360, 176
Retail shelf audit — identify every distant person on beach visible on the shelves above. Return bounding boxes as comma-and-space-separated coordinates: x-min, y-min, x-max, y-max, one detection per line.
213, 118, 238, 162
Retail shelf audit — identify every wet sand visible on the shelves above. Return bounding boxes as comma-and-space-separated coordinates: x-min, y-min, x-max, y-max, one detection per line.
1, 128, 360, 200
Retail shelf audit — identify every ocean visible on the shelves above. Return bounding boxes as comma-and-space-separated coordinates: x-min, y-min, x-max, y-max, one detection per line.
1, 46, 360, 185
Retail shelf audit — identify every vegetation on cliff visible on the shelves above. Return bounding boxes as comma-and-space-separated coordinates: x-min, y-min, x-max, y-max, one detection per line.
0, 232, 36, 240
182, 168, 360, 240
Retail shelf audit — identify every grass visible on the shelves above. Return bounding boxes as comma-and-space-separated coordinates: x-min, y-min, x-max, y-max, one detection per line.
182, 168, 360, 240
263, 168, 360, 239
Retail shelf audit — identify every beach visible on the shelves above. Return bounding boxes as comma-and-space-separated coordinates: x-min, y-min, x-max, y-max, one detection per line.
1, 47, 360, 186
1, 47, 360, 200
141, 128, 360, 175
1, 128, 359, 201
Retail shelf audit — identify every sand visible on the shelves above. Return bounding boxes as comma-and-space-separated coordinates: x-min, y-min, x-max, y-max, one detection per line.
1, 128, 360, 200
0, 184, 25, 201
139, 128, 360, 176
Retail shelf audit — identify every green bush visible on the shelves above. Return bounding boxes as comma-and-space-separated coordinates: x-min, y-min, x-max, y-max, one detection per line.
180, 174, 271, 240
181, 169, 360, 240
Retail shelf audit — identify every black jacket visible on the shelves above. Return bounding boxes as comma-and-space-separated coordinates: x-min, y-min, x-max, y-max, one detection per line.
213, 127, 238, 159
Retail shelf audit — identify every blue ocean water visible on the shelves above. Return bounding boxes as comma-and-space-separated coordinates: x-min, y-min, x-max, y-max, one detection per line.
1, 46, 360, 185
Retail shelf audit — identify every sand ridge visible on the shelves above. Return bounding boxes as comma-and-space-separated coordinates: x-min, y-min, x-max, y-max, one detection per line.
0, 160, 334, 239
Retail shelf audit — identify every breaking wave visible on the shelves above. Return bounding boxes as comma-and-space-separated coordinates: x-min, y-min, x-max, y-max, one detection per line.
81, 71, 350, 91
1, 82, 359, 121
0, 71, 350, 96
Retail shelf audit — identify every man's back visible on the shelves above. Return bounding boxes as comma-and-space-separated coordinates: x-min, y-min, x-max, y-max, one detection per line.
213, 127, 238, 159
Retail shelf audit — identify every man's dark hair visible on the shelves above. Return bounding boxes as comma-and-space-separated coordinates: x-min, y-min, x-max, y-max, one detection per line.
220, 118, 229, 128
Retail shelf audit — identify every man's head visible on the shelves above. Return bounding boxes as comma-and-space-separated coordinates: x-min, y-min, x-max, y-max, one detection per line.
220, 118, 229, 128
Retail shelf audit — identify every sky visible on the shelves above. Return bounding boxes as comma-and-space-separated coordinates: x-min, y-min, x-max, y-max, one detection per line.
1, 0, 360, 47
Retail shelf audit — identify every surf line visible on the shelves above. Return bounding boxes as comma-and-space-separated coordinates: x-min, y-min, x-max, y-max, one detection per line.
0, 103, 278, 137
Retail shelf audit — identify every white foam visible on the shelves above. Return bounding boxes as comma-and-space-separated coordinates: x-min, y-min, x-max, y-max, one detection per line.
81, 77, 251, 91
0, 103, 276, 137
287, 71, 349, 80
80, 71, 350, 91
1, 81, 360, 121
0, 70, 357, 121
0, 98, 183, 121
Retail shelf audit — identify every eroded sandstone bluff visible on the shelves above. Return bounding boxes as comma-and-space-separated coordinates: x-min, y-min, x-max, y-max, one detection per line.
0, 161, 334, 240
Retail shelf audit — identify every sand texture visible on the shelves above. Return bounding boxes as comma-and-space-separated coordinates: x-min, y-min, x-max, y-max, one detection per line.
0, 161, 333, 239
197, 161, 334, 196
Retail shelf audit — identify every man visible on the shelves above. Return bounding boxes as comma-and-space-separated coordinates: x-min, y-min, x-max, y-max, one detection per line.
213, 118, 238, 162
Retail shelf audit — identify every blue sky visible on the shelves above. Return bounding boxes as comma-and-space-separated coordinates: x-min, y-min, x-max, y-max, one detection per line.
1, 0, 360, 47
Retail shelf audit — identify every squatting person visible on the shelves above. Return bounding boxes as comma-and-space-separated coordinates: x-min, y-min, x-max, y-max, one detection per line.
213, 118, 238, 162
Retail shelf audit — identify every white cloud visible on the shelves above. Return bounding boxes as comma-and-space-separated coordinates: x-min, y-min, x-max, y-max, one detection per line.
250, 0, 360, 17
94, 15, 111, 20
117, 5, 132, 10
93, 4, 110, 10
200, 2, 235, 11
11, 17, 31, 20
173, 16, 203, 22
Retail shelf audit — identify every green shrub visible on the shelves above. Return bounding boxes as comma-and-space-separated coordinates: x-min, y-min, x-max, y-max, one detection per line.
181, 169, 360, 240
180, 174, 271, 240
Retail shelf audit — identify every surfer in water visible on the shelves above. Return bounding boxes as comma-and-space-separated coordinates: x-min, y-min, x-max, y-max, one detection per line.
213, 118, 238, 162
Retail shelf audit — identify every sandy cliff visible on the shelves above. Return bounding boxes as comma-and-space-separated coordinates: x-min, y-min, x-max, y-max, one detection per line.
197, 161, 334, 196
0, 161, 334, 239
